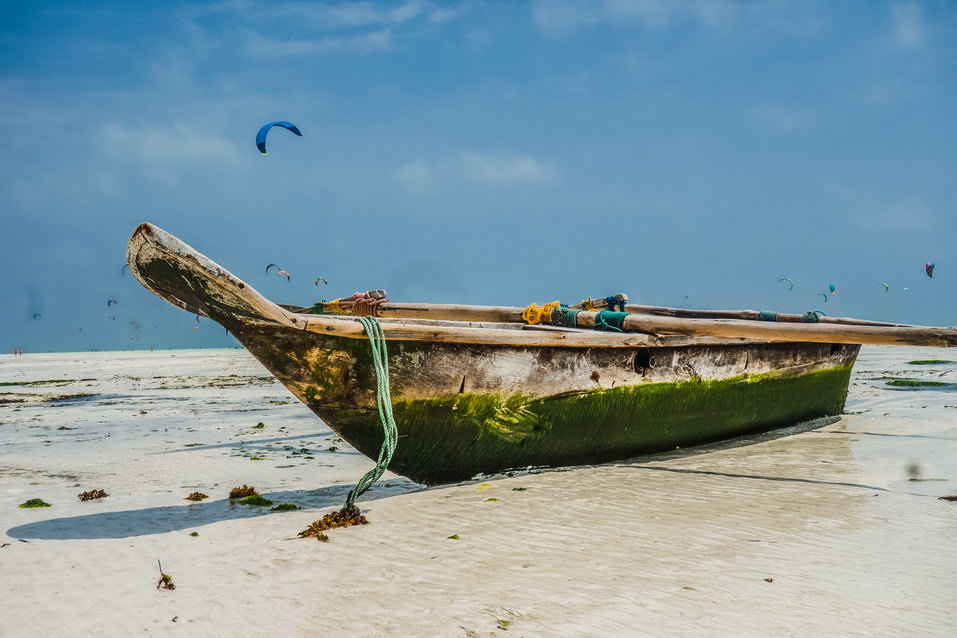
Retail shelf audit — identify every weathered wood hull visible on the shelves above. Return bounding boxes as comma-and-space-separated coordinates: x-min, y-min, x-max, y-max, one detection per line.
127, 223, 859, 484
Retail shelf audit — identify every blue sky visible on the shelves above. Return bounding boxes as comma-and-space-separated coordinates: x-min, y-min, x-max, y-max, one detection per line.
1, 0, 955, 352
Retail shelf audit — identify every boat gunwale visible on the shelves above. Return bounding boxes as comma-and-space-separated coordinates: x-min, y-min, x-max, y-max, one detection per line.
295, 313, 778, 349
126, 222, 867, 350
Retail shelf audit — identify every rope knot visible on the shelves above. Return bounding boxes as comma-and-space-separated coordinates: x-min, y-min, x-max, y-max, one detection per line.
352, 296, 388, 317
522, 300, 561, 325
802, 310, 827, 323
604, 296, 626, 312
551, 306, 580, 328
594, 310, 628, 332
326, 299, 348, 315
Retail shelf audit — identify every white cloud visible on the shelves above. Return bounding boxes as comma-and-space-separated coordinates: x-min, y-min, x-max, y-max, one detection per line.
530, 0, 830, 36
394, 152, 560, 192
270, 1, 425, 28
747, 104, 819, 132
98, 121, 243, 183
532, 0, 736, 35
856, 197, 935, 233
891, 2, 925, 48
242, 27, 392, 57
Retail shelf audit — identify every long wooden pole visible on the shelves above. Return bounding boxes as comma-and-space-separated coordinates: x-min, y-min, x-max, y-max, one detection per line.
622, 304, 907, 327
306, 301, 957, 348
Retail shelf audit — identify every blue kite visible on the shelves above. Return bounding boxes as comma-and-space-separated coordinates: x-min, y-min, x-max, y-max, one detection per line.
256, 121, 302, 155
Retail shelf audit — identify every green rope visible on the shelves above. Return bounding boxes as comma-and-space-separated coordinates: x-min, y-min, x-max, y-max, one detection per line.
801, 310, 827, 323
758, 311, 779, 322
552, 306, 580, 328
594, 310, 628, 332
342, 316, 399, 513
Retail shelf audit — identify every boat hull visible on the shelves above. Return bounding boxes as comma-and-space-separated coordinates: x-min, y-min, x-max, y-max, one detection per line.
238, 327, 857, 484
127, 222, 859, 485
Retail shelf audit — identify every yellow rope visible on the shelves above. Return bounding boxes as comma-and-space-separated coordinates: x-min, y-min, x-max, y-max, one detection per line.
522, 300, 561, 325
581, 298, 598, 312
326, 299, 348, 315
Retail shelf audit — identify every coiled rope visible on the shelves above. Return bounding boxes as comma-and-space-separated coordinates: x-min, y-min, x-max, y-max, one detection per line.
551, 306, 580, 328
342, 316, 399, 513
801, 310, 827, 323
594, 310, 628, 332
522, 300, 561, 325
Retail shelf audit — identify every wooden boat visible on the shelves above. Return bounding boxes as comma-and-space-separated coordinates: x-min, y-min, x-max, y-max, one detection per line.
127, 223, 956, 484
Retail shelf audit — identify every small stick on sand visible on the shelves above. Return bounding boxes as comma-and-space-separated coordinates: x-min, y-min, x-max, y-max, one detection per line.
156, 560, 175, 591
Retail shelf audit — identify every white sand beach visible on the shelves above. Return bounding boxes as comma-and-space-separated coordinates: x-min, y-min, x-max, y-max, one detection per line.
1, 346, 955, 637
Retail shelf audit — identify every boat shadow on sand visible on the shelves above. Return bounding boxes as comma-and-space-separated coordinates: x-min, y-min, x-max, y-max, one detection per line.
8, 415, 888, 541
6, 481, 423, 541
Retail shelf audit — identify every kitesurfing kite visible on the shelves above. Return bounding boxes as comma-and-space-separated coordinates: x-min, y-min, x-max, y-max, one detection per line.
828, 284, 836, 294
818, 293, 828, 303
130, 321, 140, 331
107, 299, 118, 307
108, 315, 116, 321
256, 122, 302, 155
880, 282, 890, 293
194, 326, 200, 333
315, 277, 328, 286
277, 270, 291, 281
926, 262, 935, 278
195, 315, 201, 323
32, 313, 41, 320
779, 277, 794, 291
265, 263, 280, 276
121, 264, 130, 275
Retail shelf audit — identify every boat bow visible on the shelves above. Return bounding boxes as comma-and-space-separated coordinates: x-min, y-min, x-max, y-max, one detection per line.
126, 222, 302, 332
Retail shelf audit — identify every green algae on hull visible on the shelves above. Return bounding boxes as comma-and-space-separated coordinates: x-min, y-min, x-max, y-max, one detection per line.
907, 360, 955, 365
318, 364, 855, 484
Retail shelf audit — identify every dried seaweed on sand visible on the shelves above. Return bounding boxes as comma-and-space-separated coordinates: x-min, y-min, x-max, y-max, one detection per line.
77, 489, 108, 501
228, 485, 257, 499
298, 509, 368, 539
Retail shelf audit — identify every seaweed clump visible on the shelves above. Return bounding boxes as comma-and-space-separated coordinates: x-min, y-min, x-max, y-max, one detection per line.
228, 485, 257, 499
237, 494, 273, 507
298, 509, 368, 539
185, 492, 208, 501
19, 498, 52, 509
78, 489, 108, 501
886, 379, 951, 388
908, 360, 954, 365
270, 503, 301, 512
